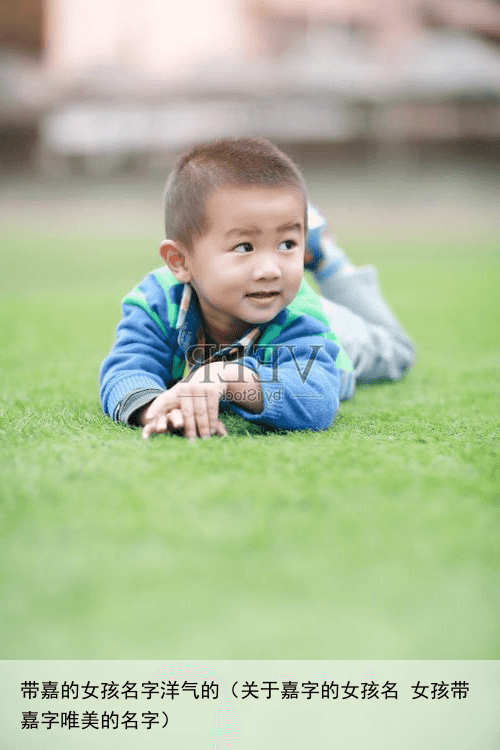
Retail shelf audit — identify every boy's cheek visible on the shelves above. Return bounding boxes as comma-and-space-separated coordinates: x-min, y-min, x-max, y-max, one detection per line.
287, 271, 304, 302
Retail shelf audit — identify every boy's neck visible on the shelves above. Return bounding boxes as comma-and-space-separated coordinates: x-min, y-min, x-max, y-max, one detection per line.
192, 289, 251, 346
203, 318, 249, 347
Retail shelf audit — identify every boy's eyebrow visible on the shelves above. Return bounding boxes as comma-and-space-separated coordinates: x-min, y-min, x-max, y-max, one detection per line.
225, 221, 303, 238
277, 221, 303, 233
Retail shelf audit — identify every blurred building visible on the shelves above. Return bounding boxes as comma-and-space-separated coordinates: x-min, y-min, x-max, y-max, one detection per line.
1, 0, 500, 171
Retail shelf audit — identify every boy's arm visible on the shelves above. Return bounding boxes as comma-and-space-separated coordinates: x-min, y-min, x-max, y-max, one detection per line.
136, 337, 341, 436
100, 301, 176, 423
224, 333, 346, 432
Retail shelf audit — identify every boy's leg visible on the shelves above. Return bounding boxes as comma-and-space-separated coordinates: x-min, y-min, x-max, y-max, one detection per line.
318, 283, 414, 382
306, 204, 415, 382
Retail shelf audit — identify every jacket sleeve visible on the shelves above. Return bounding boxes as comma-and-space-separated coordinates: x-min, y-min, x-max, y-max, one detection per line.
224, 326, 351, 432
99, 302, 176, 421
100, 274, 183, 421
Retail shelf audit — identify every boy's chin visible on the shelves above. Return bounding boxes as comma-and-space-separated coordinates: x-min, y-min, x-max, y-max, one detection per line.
245, 308, 285, 325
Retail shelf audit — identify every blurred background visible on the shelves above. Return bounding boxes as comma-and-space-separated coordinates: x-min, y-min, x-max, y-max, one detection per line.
2, 0, 500, 170
2, 0, 500, 241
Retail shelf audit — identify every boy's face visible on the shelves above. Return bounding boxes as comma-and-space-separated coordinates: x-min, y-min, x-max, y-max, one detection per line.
163, 185, 305, 344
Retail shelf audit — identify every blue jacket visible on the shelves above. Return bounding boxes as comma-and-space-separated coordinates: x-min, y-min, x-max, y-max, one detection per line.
100, 268, 355, 431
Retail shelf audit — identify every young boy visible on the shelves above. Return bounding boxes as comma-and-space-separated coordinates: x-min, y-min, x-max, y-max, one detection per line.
100, 137, 414, 440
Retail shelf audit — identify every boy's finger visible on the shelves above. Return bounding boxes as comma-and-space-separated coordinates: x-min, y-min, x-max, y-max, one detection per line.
153, 414, 169, 435
179, 394, 197, 440
160, 413, 171, 433
206, 389, 220, 435
213, 419, 228, 437
192, 391, 211, 438
142, 414, 168, 439
142, 420, 158, 439
168, 409, 184, 432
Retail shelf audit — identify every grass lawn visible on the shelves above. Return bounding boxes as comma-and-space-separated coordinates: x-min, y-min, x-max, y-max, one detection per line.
0, 180, 499, 659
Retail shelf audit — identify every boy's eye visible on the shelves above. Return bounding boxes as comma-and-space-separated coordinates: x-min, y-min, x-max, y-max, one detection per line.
232, 242, 253, 253
278, 239, 297, 251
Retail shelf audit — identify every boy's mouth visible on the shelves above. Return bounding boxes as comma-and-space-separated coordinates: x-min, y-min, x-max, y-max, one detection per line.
245, 291, 280, 299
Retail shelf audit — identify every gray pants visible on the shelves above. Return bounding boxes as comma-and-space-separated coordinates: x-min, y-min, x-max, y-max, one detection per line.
318, 266, 415, 383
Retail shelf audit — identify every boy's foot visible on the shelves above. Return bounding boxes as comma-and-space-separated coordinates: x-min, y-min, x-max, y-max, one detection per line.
305, 204, 352, 279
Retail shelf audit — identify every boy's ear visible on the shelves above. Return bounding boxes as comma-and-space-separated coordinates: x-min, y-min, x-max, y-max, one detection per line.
159, 240, 192, 283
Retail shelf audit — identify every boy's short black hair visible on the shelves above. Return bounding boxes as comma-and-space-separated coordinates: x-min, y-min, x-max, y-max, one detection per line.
164, 136, 308, 250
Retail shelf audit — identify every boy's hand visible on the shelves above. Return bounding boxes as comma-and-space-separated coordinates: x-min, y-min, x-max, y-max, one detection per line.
139, 376, 227, 440
138, 361, 262, 440
163, 408, 228, 439
142, 405, 228, 440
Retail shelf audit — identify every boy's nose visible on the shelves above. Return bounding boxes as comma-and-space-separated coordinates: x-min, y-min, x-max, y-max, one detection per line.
253, 252, 282, 280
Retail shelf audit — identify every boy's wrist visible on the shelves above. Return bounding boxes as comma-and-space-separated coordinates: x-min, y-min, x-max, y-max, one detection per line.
218, 362, 263, 414
186, 361, 245, 392
187, 360, 262, 413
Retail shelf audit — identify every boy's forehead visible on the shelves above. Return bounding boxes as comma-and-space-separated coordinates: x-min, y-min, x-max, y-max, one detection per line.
204, 185, 306, 232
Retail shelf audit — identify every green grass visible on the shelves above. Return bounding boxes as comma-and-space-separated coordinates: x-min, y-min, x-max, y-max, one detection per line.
0, 208, 499, 660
